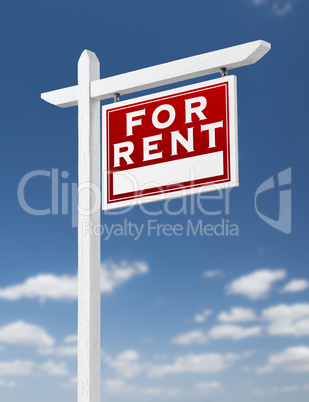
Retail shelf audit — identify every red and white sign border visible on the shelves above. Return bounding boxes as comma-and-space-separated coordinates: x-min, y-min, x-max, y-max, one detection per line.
102, 75, 238, 211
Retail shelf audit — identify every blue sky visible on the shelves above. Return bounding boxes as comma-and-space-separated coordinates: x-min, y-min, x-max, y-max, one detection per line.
0, 0, 309, 401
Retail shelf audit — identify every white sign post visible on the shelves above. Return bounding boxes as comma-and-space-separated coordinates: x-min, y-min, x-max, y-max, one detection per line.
41, 40, 270, 402
77, 51, 101, 402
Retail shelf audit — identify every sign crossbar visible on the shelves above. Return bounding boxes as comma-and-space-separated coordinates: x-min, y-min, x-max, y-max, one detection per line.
41, 40, 270, 108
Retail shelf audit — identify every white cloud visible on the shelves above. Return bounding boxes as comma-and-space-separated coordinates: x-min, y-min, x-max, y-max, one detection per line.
104, 350, 144, 378
262, 303, 309, 322
247, 0, 293, 16
0, 380, 17, 388
195, 381, 222, 394
281, 279, 309, 293
173, 318, 261, 344
272, 1, 293, 16
102, 379, 182, 398
0, 359, 69, 378
226, 269, 286, 299
202, 269, 223, 278
63, 376, 77, 389
262, 303, 309, 336
105, 349, 244, 378
254, 385, 298, 395
142, 337, 153, 343
0, 274, 78, 301
0, 261, 149, 301
39, 360, 69, 376
250, 0, 266, 4
254, 387, 278, 396
103, 378, 137, 395
143, 387, 164, 396
167, 388, 183, 396
39, 332, 77, 357
154, 354, 169, 360
100, 261, 149, 293
282, 386, 298, 392
172, 330, 208, 345
217, 307, 257, 323
194, 309, 213, 323
63, 334, 77, 344
0, 360, 35, 376
0, 322, 77, 358
0, 321, 54, 348
148, 352, 241, 377
105, 348, 249, 380
38, 345, 77, 357
208, 324, 262, 340
257, 346, 309, 373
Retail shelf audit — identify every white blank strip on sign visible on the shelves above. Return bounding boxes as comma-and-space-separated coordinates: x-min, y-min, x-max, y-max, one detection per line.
112, 151, 224, 196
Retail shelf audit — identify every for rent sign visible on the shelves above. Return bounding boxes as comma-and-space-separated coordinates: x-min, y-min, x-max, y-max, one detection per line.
102, 76, 238, 210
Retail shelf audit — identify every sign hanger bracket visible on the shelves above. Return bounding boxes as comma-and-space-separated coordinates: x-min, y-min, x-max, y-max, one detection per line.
113, 93, 120, 103
220, 67, 228, 77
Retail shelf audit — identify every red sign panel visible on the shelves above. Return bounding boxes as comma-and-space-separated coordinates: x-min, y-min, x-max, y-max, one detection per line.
102, 76, 238, 210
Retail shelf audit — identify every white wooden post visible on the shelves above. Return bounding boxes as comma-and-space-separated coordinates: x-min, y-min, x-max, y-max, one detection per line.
77, 50, 101, 402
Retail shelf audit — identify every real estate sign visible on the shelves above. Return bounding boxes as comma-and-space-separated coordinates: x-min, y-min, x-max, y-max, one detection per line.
102, 75, 238, 210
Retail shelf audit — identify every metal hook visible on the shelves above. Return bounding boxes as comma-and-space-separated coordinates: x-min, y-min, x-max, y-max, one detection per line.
220, 68, 228, 77
114, 93, 120, 103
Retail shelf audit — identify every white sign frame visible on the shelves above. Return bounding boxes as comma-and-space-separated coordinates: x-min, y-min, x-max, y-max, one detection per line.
102, 75, 238, 211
